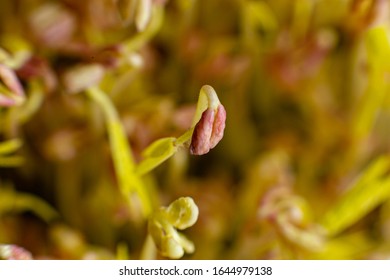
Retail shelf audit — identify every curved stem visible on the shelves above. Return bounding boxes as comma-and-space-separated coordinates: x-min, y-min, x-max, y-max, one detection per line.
86, 86, 153, 218
136, 85, 223, 176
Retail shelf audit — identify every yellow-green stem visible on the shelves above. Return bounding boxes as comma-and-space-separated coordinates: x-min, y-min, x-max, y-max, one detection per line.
86, 86, 153, 218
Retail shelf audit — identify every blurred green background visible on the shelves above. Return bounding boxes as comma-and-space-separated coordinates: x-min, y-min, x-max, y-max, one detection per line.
2, 0, 390, 259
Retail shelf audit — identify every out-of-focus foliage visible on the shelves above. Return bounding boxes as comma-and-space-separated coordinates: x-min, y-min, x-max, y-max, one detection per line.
1, 0, 390, 260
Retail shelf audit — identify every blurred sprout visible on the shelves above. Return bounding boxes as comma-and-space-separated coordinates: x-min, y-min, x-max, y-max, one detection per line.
0, 184, 58, 223
190, 85, 226, 155
117, 0, 165, 31
50, 224, 86, 259
117, 0, 138, 25
321, 156, 390, 236
0, 139, 22, 155
125, 52, 144, 68
0, 36, 32, 70
137, 85, 226, 173
29, 3, 76, 48
259, 186, 325, 252
17, 56, 57, 93
2, 0, 390, 261
165, 197, 199, 230
0, 64, 25, 107
243, 0, 278, 33
148, 197, 199, 259
135, 0, 152, 31
0, 244, 33, 260
62, 64, 105, 94
42, 128, 85, 161
136, 137, 178, 176
0, 139, 24, 167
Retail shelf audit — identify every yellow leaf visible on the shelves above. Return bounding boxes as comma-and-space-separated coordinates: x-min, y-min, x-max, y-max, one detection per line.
136, 137, 177, 176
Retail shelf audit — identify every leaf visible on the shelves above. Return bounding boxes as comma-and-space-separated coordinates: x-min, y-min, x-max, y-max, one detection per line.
62, 64, 105, 94
191, 85, 219, 127
116, 242, 130, 260
0, 156, 24, 167
320, 156, 390, 236
124, 5, 164, 53
0, 244, 33, 260
292, 0, 313, 37
0, 139, 22, 155
0, 187, 58, 223
0, 63, 25, 107
116, 0, 138, 24
312, 232, 374, 260
136, 137, 177, 176
248, 0, 278, 32
16, 80, 45, 124
352, 26, 390, 139
86, 87, 153, 218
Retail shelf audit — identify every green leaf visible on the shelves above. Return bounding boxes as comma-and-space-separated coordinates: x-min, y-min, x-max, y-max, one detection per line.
124, 5, 164, 53
136, 137, 177, 176
116, 0, 137, 24
320, 156, 390, 236
0, 139, 22, 155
